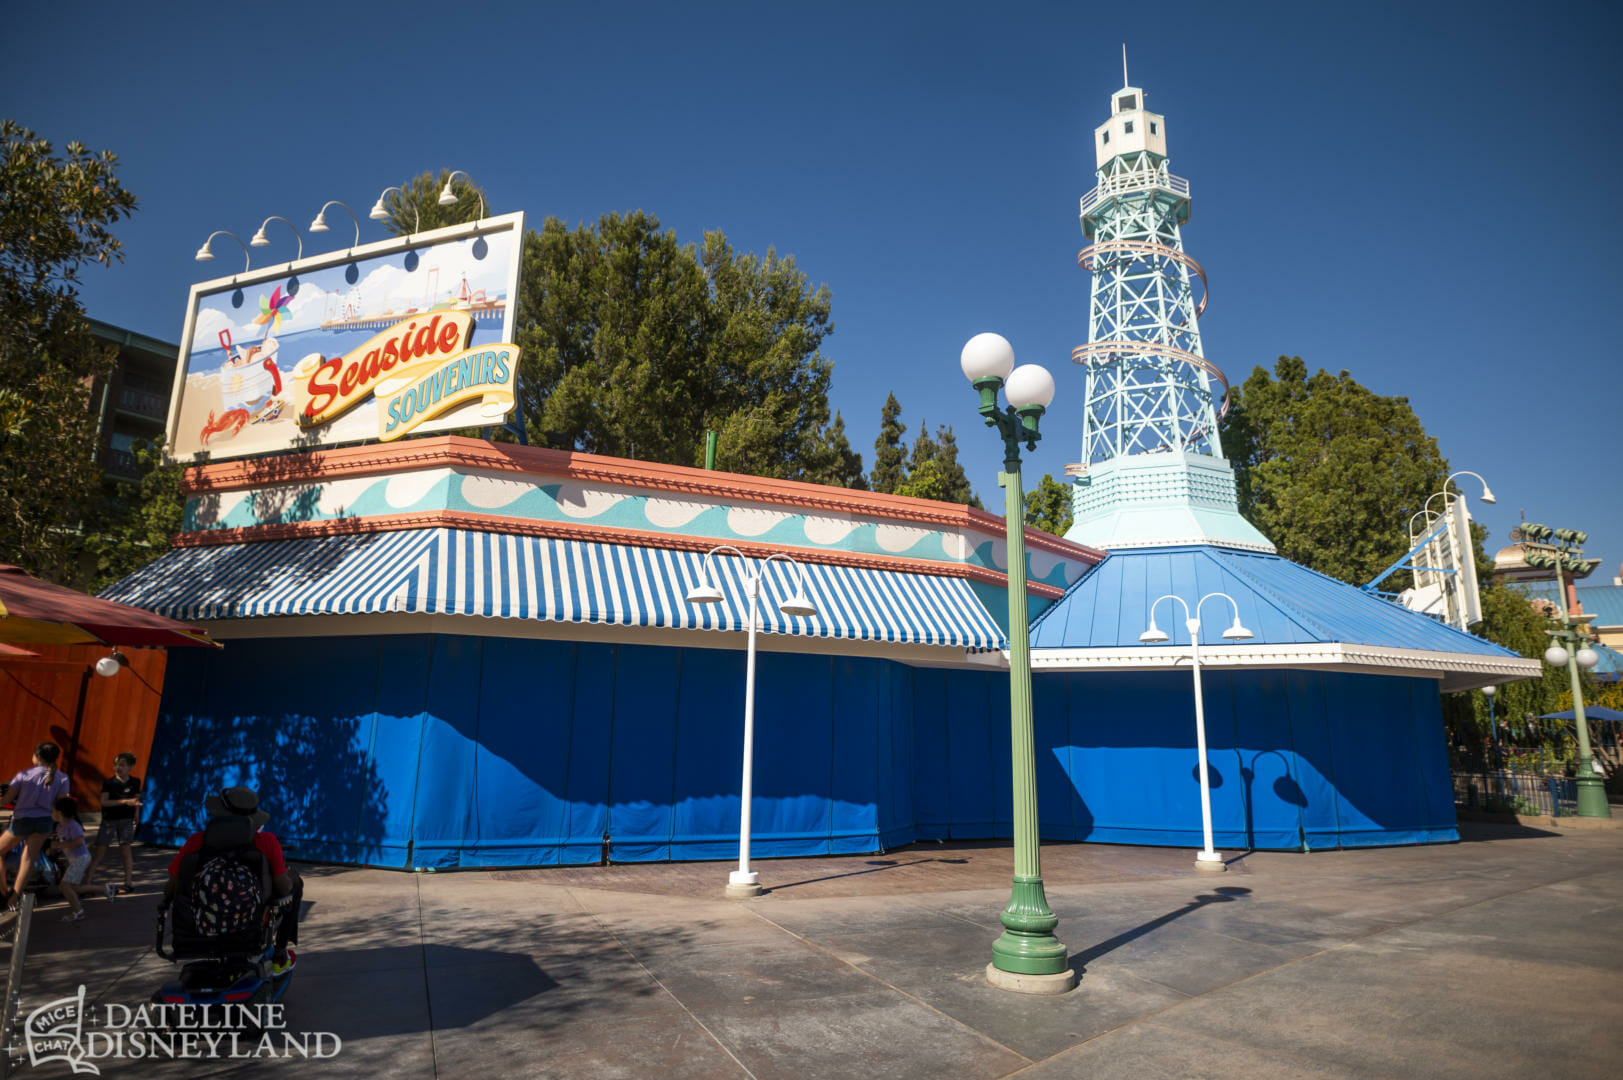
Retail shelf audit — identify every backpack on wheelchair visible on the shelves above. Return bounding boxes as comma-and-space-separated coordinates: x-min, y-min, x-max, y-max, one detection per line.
153, 813, 293, 1008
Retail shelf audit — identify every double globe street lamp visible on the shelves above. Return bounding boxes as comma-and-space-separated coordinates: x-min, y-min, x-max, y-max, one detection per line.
686, 547, 818, 897
1141, 594, 1254, 871
958, 332, 1075, 993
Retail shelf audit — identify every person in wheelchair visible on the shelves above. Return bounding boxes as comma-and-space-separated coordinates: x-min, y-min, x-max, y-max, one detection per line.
161, 787, 301, 977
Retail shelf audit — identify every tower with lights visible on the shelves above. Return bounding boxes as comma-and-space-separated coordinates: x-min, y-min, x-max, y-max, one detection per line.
1064, 76, 1272, 551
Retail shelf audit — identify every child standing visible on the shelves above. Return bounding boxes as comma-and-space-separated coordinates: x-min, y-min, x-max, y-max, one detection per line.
86, 752, 141, 895
47, 796, 91, 922
0, 742, 69, 909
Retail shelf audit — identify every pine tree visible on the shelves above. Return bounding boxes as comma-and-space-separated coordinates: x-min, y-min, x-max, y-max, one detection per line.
871, 392, 907, 494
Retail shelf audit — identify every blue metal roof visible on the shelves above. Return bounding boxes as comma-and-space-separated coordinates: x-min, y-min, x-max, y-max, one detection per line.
1029, 544, 1520, 656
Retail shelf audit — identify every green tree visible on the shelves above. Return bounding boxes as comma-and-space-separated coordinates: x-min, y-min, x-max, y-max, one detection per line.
894, 419, 979, 507
0, 121, 136, 583
82, 437, 186, 591
802, 411, 867, 490
1222, 356, 1447, 586
378, 169, 488, 235
1024, 473, 1074, 537
871, 392, 907, 494
515, 211, 851, 482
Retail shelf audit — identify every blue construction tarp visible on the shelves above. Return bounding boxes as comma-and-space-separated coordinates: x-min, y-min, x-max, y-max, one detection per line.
144, 634, 1456, 867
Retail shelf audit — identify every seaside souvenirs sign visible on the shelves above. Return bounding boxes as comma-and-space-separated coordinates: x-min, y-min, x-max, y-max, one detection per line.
165, 213, 524, 463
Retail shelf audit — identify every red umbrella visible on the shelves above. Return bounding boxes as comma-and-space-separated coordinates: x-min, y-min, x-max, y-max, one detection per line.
0, 564, 217, 649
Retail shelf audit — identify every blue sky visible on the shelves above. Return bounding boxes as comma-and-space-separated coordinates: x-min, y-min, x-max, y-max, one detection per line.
5, 1, 1620, 580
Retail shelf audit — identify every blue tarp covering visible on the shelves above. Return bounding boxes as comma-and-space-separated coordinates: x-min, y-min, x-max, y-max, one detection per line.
144, 635, 1457, 867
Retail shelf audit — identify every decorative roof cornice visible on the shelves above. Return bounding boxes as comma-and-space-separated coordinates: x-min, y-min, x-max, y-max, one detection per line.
180, 436, 1103, 564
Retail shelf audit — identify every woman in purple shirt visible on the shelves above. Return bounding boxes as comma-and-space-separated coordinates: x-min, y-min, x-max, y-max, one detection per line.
0, 742, 69, 908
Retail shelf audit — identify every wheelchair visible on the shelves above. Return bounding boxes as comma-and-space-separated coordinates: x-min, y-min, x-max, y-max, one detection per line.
152, 815, 293, 1012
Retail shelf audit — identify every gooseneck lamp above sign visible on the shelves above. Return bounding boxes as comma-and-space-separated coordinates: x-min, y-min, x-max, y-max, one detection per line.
309, 201, 361, 249
249, 216, 303, 261
685, 547, 819, 899
959, 332, 1075, 994
369, 186, 420, 235
193, 230, 251, 272
438, 170, 487, 220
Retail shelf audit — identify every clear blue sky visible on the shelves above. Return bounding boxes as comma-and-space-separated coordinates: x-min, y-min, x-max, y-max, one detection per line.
6, 1, 1621, 579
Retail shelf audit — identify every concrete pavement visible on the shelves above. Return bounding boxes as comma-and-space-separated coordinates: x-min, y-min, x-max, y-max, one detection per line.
6, 820, 1622, 1078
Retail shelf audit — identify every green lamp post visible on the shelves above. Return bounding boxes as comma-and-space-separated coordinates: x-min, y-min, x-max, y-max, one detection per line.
960, 332, 1076, 994
1520, 523, 1609, 818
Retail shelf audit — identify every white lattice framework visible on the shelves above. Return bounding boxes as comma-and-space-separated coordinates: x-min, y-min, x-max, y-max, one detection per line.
1074, 150, 1227, 465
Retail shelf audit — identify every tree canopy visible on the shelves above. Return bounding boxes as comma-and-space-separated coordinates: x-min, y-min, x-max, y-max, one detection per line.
1024, 473, 1074, 537
515, 211, 855, 481
870, 392, 906, 495
0, 120, 136, 583
1222, 356, 1447, 587
377, 170, 865, 486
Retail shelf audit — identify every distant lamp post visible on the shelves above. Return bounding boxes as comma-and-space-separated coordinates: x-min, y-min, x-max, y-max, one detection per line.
1142, 592, 1253, 871
437, 170, 487, 219
1482, 684, 1501, 770
249, 216, 303, 261
959, 332, 1074, 994
1521, 523, 1609, 818
309, 201, 361, 248
194, 230, 250, 272
685, 546, 818, 898
369, 186, 420, 234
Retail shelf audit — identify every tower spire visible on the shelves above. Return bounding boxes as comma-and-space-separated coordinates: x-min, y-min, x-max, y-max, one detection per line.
1062, 66, 1274, 553
1122, 44, 1128, 88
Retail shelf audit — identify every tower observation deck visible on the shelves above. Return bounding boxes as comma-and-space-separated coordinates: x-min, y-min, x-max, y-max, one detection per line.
1062, 76, 1274, 553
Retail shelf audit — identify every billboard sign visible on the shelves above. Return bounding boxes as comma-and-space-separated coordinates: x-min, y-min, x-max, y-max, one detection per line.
166, 212, 524, 463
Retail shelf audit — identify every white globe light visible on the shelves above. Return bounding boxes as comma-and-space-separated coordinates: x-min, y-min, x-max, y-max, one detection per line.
1544, 645, 1570, 668
1576, 647, 1600, 670
1482, 684, 1496, 697
960, 332, 1015, 383
1004, 364, 1056, 409
95, 655, 121, 678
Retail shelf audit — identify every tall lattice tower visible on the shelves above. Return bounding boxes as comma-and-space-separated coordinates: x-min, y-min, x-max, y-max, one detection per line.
1063, 72, 1274, 552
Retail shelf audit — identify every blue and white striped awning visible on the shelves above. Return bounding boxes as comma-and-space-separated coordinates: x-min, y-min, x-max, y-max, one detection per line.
101, 528, 1007, 649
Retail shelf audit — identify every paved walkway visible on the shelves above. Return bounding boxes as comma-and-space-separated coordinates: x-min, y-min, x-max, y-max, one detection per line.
7, 820, 1622, 1078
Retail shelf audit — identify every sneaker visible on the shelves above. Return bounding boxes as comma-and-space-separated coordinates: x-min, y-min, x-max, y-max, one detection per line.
269, 947, 297, 976
61, 910, 85, 923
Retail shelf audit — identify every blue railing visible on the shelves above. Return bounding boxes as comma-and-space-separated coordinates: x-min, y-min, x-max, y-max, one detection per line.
1453, 771, 1577, 817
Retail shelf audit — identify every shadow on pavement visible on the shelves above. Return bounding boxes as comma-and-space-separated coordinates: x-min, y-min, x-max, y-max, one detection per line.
1070, 886, 1252, 976
1454, 820, 1565, 842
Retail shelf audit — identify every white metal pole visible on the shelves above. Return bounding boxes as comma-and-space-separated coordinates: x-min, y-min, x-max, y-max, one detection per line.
729, 573, 763, 894
1188, 617, 1222, 868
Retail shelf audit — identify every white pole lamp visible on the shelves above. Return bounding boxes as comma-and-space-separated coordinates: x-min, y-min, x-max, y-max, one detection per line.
1143, 592, 1253, 871
194, 230, 251, 272
685, 546, 818, 898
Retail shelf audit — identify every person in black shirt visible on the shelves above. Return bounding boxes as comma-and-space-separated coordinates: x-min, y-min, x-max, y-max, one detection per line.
86, 753, 141, 895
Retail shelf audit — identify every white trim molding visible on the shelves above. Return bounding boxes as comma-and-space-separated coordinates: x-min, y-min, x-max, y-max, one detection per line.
1027, 641, 1540, 692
